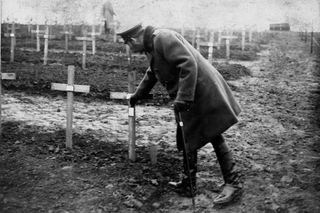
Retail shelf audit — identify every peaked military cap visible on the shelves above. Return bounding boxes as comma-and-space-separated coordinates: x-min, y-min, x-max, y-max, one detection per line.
117, 23, 143, 38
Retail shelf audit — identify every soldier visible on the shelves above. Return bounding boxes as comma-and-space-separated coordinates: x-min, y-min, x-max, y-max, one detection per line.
101, 0, 116, 34
117, 23, 243, 205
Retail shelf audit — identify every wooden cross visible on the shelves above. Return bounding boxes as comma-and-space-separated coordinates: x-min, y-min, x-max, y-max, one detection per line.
86, 25, 100, 55
112, 21, 118, 43
9, 23, 16, 63
249, 30, 253, 44
110, 46, 137, 161
196, 30, 201, 51
61, 25, 73, 53
221, 35, 237, 60
75, 34, 92, 69
51, 65, 90, 148
217, 30, 222, 50
31, 25, 46, 52
241, 29, 246, 51
198, 31, 216, 64
43, 26, 49, 65
0, 73, 16, 139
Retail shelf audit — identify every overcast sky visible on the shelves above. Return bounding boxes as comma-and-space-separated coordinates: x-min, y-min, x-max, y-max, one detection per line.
2, 0, 320, 31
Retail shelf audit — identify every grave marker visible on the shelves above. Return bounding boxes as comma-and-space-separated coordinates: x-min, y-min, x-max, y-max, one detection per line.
241, 29, 246, 51
196, 30, 201, 51
249, 30, 253, 43
112, 21, 118, 43
110, 46, 137, 161
43, 26, 49, 65
61, 25, 73, 53
87, 25, 100, 55
75, 31, 93, 69
208, 31, 214, 64
51, 65, 90, 148
9, 23, 16, 63
217, 30, 222, 50
31, 25, 45, 52
221, 35, 237, 60
192, 28, 196, 47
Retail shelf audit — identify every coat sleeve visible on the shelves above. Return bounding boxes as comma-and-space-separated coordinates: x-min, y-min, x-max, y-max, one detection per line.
154, 31, 198, 102
134, 67, 157, 98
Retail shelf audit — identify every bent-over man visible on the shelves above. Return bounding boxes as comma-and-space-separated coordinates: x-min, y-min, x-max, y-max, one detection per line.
117, 23, 243, 205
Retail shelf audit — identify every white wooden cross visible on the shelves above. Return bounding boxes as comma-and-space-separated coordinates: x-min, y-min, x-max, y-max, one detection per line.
86, 25, 100, 55
75, 36, 93, 69
51, 65, 90, 148
217, 30, 222, 50
9, 23, 16, 63
43, 26, 49, 65
221, 35, 238, 60
31, 25, 46, 52
196, 30, 201, 51
198, 31, 216, 64
61, 25, 73, 53
110, 46, 137, 161
241, 29, 246, 51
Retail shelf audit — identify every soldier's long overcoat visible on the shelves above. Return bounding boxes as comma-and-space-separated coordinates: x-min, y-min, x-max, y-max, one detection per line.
134, 27, 241, 152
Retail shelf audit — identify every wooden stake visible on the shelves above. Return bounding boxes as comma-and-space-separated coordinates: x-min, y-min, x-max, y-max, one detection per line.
113, 21, 117, 43
218, 30, 222, 50
208, 32, 214, 64
36, 25, 41, 51
222, 35, 237, 60
10, 22, 15, 63
109, 47, 137, 161
241, 29, 245, 51
181, 25, 185, 37
192, 29, 196, 47
91, 25, 96, 55
127, 45, 136, 161
43, 26, 49, 65
249, 30, 253, 43
51, 65, 90, 148
196, 30, 201, 51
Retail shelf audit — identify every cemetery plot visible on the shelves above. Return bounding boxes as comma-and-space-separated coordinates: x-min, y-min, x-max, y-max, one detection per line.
1, 25, 320, 213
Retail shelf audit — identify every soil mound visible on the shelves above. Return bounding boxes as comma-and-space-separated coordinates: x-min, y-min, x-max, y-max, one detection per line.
214, 63, 252, 80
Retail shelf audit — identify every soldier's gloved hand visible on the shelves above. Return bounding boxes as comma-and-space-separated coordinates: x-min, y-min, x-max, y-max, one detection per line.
173, 100, 192, 112
128, 93, 139, 107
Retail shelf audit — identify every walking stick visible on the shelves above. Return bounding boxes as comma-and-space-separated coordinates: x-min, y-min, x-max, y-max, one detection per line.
178, 112, 196, 212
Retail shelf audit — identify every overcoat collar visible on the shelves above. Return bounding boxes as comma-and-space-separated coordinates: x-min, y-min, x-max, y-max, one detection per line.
143, 26, 156, 53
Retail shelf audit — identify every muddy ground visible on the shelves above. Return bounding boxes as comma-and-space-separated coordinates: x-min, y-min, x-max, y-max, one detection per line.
1, 32, 320, 213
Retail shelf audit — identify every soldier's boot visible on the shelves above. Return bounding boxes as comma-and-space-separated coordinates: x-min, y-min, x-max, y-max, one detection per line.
173, 150, 198, 198
212, 135, 243, 205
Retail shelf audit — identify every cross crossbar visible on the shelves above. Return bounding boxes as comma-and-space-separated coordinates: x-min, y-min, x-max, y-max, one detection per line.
51, 83, 90, 93
1, 73, 16, 80
75, 37, 93, 41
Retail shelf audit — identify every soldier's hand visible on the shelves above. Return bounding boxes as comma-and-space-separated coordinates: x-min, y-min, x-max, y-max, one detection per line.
128, 93, 139, 107
173, 100, 192, 112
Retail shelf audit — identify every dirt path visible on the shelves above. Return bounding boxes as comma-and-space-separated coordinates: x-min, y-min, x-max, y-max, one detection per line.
1, 32, 320, 212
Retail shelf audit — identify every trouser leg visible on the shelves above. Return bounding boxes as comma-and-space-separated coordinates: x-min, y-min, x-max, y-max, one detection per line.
211, 135, 241, 185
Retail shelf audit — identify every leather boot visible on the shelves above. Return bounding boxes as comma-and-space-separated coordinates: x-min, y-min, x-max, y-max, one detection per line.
173, 149, 198, 198
211, 135, 243, 205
